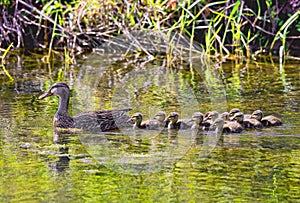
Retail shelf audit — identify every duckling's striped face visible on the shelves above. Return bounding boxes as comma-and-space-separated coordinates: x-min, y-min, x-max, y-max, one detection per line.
167, 112, 179, 123
232, 112, 244, 123
131, 113, 143, 123
229, 108, 241, 117
220, 112, 230, 121
154, 111, 166, 122
251, 110, 263, 120
192, 112, 204, 124
204, 111, 219, 121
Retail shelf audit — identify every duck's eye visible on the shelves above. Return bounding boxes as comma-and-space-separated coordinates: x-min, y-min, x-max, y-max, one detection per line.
50, 87, 58, 94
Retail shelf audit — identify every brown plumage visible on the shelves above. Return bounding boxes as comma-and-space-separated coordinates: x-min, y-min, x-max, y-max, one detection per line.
167, 112, 193, 129
39, 82, 132, 132
223, 121, 243, 133
231, 111, 263, 129
250, 110, 283, 127
131, 111, 166, 130
229, 108, 251, 119
202, 111, 219, 130
261, 115, 283, 126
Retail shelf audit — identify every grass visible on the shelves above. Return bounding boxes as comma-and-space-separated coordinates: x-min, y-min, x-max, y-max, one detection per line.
1, 0, 300, 59
0, 43, 14, 81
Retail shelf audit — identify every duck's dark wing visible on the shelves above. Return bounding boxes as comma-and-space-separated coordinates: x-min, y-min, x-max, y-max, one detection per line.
54, 113, 75, 128
73, 108, 132, 132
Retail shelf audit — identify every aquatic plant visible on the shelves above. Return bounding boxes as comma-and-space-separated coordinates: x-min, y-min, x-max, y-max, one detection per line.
0, 0, 299, 59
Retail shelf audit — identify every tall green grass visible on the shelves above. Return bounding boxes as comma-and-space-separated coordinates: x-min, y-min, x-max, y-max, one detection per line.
2, 0, 300, 59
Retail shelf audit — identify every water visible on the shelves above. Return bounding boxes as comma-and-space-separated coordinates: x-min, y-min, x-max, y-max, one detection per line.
1, 52, 300, 202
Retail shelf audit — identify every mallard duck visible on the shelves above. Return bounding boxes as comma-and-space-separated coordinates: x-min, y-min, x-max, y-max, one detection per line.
39, 82, 132, 131
167, 112, 193, 129
231, 111, 263, 129
250, 110, 283, 127
131, 111, 166, 130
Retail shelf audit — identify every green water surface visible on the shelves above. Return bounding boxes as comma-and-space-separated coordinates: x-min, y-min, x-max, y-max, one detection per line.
0, 52, 300, 202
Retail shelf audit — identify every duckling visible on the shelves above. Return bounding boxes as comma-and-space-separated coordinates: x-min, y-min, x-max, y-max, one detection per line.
202, 111, 219, 130
191, 112, 204, 130
167, 112, 192, 130
229, 108, 251, 119
229, 108, 240, 117
220, 112, 230, 122
151, 111, 167, 127
231, 111, 263, 129
251, 110, 283, 127
131, 112, 146, 129
131, 111, 167, 130
223, 114, 244, 133
208, 118, 224, 134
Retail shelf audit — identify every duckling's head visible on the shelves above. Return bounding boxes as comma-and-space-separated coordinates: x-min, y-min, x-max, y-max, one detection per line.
231, 112, 244, 123
167, 112, 179, 124
154, 111, 166, 122
220, 112, 230, 121
39, 82, 70, 100
192, 112, 204, 124
251, 110, 263, 121
229, 108, 240, 117
204, 111, 219, 122
131, 112, 143, 123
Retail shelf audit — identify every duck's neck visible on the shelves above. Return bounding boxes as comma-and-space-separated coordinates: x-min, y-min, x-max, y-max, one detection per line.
56, 93, 70, 116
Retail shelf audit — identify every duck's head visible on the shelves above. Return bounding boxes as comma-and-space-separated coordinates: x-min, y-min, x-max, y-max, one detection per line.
204, 111, 219, 122
131, 112, 143, 124
231, 112, 244, 123
39, 82, 70, 100
154, 111, 166, 122
229, 108, 240, 117
192, 112, 204, 124
251, 110, 263, 121
167, 112, 179, 124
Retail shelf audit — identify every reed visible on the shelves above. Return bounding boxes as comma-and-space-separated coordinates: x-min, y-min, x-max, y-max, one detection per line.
0, 0, 299, 58
0, 43, 14, 81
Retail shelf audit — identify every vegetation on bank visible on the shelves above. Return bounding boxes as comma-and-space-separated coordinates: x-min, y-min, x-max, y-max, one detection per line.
0, 0, 300, 59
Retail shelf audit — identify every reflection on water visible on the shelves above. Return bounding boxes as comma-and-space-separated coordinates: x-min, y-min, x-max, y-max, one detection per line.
0, 52, 300, 202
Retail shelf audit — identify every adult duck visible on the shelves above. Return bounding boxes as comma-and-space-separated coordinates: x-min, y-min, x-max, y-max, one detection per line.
39, 82, 132, 132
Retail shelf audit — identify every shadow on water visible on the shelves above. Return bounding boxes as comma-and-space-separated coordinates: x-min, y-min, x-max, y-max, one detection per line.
1, 44, 300, 201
